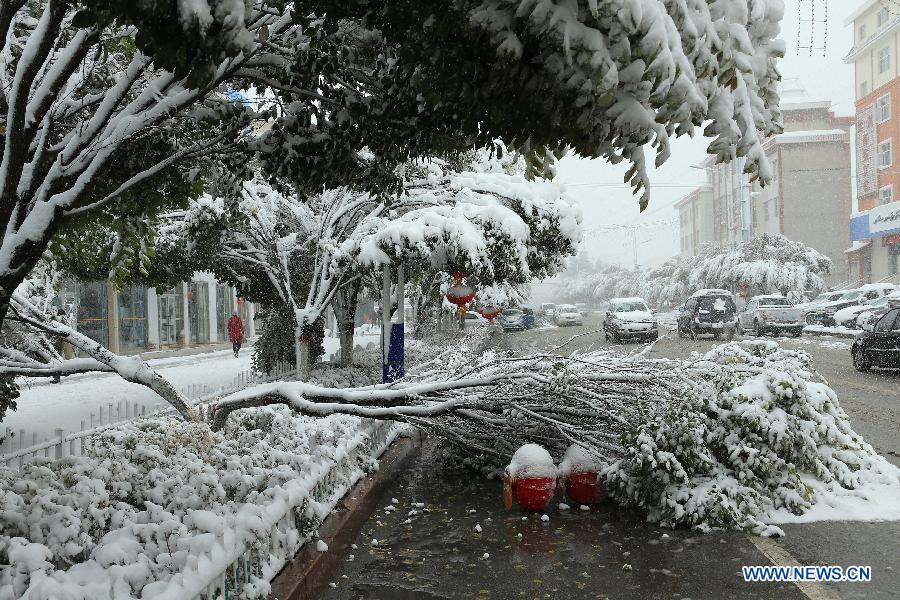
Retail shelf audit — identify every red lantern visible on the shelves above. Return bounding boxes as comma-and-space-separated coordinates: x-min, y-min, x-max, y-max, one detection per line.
479, 306, 500, 320
446, 271, 475, 315
565, 471, 606, 505
513, 477, 555, 511
186, 290, 194, 299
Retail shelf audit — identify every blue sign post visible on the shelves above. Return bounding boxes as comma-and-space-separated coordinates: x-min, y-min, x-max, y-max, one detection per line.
382, 265, 405, 382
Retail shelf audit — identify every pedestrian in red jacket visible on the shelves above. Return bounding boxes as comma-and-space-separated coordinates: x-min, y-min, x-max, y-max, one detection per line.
227, 310, 244, 357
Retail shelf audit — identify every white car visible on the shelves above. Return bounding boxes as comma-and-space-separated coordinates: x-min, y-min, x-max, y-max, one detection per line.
554, 304, 583, 326
540, 302, 557, 317
463, 312, 488, 327
603, 297, 658, 342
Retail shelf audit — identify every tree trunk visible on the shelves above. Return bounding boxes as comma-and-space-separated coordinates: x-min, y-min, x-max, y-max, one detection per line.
332, 279, 361, 367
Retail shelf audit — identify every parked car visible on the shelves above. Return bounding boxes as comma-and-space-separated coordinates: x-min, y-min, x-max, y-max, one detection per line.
856, 293, 900, 330
540, 302, 557, 317
737, 294, 804, 337
806, 284, 898, 327
676, 289, 737, 340
575, 303, 589, 316
463, 311, 488, 327
554, 304, 583, 326
603, 297, 658, 343
499, 307, 536, 331
851, 307, 900, 371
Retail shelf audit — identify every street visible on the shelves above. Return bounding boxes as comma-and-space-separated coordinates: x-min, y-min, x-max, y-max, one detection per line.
319, 316, 900, 600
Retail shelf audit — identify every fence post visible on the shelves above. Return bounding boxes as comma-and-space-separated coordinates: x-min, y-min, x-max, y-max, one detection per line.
107, 403, 113, 424
54, 428, 64, 459
72, 423, 81, 455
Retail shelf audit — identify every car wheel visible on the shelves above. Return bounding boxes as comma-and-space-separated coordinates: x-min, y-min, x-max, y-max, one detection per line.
713, 331, 721, 340
791, 328, 802, 338
688, 324, 696, 340
755, 321, 763, 337
677, 324, 685, 338
852, 347, 870, 372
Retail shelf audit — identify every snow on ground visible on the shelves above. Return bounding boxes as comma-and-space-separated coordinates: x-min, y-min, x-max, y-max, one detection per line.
7, 349, 253, 444
4, 330, 384, 446
789, 337, 851, 351
803, 325, 860, 338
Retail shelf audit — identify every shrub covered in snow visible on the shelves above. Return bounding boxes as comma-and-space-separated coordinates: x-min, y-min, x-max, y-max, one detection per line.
604, 341, 884, 534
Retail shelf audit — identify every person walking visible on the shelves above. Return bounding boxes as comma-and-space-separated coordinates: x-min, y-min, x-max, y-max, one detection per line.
228, 309, 244, 357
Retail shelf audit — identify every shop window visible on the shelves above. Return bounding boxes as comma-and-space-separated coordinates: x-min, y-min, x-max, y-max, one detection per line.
877, 94, 891, 122
879, 139, 892, 168
879, 46, 891, 74
890, 252, 898, 276
215, 284, 234, 342
188, 282, 210, 344
117, 285, 147, 353
157, 285, 184, 346
76, 281, 108, 348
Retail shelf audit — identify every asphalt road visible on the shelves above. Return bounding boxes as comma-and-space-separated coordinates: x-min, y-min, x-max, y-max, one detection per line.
319, 316, 900, 600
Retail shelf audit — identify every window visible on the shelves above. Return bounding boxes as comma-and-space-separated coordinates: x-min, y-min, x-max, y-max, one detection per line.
879, 46, 891, 74
880, 185, 893, 205
876, 309, 899, 331
859, 23, 867, 40
879, 8, 890, 27
877, 94, 892, 122
861, 80, 870, 96
879, 139, 892, 168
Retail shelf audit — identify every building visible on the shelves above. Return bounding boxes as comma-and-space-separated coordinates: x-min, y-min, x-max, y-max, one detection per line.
750, 97, 853, 285
58, 273, 258, 355
676, 84, 853, 286
674, 185, 714, 256
845, 1, 900, 284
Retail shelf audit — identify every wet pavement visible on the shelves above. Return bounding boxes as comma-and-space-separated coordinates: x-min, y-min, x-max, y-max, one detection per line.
318, 316, 900, 599
321, 441, 805, 600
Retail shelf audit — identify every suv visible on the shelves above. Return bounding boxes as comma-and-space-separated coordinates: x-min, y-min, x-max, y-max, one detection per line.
677, 289, 737, 340
554, 304, 583, 326
540, 302, 556, 317
499, 307, 536, 331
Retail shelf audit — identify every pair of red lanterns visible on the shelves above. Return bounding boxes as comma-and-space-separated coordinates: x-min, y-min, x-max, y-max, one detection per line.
444, 271, 499, 320
503, 444, 606, 511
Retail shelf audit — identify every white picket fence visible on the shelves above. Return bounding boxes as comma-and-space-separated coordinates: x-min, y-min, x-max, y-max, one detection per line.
0, 361, 299, 470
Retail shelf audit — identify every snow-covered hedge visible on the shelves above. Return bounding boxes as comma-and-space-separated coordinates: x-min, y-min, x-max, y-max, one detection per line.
0, 410, 398, 599
604, 341, 883, 535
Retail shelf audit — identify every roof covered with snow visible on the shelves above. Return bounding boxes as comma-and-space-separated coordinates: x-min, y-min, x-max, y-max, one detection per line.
690, 288, 732, 298
608, 297, 648, 304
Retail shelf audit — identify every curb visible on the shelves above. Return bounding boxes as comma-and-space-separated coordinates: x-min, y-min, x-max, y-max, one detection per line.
269, 429, 423, 600
802, 328, 860, 339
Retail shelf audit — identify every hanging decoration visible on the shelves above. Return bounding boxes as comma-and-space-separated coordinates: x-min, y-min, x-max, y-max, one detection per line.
445, 271, 475, 316
479, 306, 500, 321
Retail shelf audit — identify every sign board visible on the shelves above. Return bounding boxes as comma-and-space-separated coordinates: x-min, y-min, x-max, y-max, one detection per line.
856, 105, 878, 199
870, 202, 900, 236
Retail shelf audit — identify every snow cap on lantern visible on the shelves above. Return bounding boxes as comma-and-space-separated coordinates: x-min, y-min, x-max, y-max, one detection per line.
446, 271, 475, 315
558, 444, 604, 477
479, 305, 500, 320
505, 444, 557, 480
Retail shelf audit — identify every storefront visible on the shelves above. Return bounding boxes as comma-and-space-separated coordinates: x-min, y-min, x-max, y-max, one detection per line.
849, 202, 900, 284
215, 284, 234, 342
187, 282, 210, 344
117, 285, 148, 353
157, 285, 185, 347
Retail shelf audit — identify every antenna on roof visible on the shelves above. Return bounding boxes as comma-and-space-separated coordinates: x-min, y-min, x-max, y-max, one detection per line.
796, 0, 828, 56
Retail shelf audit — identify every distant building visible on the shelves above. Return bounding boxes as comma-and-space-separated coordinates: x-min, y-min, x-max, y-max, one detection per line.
845, 1, 900, 285
674, 185, 714, 257
750, 97, 853, 286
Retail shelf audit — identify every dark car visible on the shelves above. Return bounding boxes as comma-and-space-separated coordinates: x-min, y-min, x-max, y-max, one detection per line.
677, 289, 737, 340
851, 308, 900, 371
499, 307, 535, 331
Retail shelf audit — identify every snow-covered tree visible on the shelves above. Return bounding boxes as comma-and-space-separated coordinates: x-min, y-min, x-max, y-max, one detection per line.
0, 0, 785, 336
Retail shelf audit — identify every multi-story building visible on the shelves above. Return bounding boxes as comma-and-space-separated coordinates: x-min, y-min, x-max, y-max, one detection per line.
674, 185, 714, 256
845, 1, 900, 285
678, 86, 853, 286
750, 97, 853, 286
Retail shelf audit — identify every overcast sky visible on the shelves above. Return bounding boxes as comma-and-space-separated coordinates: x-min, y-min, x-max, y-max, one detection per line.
556, 0, 861, 271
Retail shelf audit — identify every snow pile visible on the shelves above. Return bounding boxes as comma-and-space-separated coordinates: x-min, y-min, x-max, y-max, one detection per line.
558, 444, 605, 476
0, 408, 397, 599
505, 444, 556, 479
604, 340, 900, 534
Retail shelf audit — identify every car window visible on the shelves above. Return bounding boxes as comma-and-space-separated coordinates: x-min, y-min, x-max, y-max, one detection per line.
758, 298, 791, 307
502, 309, 521, 316
613, 302, 648, 312
876, 309, 899, 332
843, 291, 864, 300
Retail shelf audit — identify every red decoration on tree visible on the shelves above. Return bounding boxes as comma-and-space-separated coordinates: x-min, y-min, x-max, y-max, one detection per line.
479, 306, 500, 320
446, 271, 475, 316
186, 290, 194, 299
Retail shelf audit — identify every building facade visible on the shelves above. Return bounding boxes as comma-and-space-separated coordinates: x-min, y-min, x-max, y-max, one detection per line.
750, 100, 853, 286
59, 273, 258, 356
674, 185, 714, 256
845, 1, 900, 285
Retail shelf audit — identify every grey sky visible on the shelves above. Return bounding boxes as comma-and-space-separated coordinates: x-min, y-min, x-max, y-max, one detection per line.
555, 0, 859, 270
